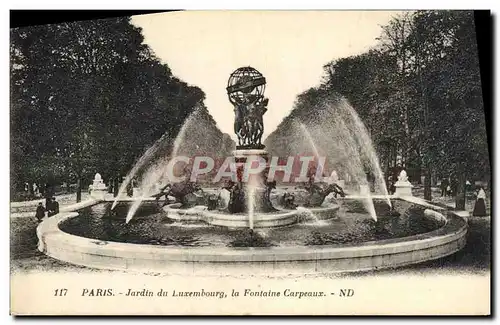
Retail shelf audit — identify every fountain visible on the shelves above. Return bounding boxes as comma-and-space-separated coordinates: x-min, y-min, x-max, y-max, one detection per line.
162, 67, 339, 228
36, 66, 468, 275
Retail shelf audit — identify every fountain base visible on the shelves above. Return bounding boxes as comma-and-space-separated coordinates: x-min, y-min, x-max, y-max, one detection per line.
226, 148, 276, 215
36, 198, 468, 275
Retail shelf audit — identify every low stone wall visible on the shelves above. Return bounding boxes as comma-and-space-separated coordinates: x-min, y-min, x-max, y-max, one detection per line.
10, 199, 45, 214
11, 199, 45, 208
10, 194, 95, 215
36, 198, 468, 275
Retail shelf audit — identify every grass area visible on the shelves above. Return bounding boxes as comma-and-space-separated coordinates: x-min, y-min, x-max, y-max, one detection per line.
10, 217, 90, 274
11, 192, 92, 207
404, 216, 490, 273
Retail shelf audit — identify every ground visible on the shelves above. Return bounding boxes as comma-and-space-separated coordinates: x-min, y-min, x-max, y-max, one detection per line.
10, 187, 490, 277
412, 186, 491, 215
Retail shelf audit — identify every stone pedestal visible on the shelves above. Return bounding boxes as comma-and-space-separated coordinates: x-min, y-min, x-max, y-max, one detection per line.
90, 173, 107, 200
359, 184, 370, 196
394, 183, 413, 197
394, 170, 413, 197
228, 149, 276, 213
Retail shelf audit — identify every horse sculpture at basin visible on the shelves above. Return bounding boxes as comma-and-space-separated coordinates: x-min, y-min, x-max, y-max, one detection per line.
154, 181, 205, 209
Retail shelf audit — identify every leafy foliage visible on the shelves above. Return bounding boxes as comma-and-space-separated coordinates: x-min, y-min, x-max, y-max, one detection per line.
10, 17, 230, 200
267, 10, 489, 206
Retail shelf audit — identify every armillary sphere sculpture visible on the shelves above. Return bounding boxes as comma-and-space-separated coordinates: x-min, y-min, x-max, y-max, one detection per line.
227, 66, 269, 149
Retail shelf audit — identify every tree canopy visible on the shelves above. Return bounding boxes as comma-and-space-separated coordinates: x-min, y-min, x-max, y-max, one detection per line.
266, 10, 489, 205
10, 16, 232, 200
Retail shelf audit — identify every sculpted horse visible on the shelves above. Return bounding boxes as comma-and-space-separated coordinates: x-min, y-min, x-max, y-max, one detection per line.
304, 183, 346, 207
155, 181, 204, 208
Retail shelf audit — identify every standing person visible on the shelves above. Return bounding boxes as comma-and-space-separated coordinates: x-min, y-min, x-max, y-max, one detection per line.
113, 175, 120, 197
440, 178, 449, 197
472, 187, 487, 217
51, 197, 59, 216
465, 180, 472, 193
35, 202, 46, 222
44, 183, 54, 206
126, 183, 133, 197
45, 198, 53, 216
387, 175, 393, 195
450, 178, 457, 197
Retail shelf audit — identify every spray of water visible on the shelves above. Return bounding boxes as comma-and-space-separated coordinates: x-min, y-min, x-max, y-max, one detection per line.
296, 206, 328, 225
338, 98, 392, 208
247, 181, 256, 230
359, 185, 377, 221
111, 130, 171, 210
297, 120, 378, 221
298, 122, 321, 160
124, 112, 195, 223
123, 106, 235, 224
218, 188, 231, 210
266, 96, 391, 221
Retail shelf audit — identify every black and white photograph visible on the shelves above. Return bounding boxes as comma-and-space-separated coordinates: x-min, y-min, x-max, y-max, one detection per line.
9, 10, 491, 315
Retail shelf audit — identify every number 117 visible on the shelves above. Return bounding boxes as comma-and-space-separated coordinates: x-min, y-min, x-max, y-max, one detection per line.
54, 289, 68, 296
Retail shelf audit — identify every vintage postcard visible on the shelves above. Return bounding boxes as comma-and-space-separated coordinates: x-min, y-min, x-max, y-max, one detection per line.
9, 10, 491, 315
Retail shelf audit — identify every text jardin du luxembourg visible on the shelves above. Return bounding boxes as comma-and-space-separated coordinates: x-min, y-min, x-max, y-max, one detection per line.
124, 288, 327, 299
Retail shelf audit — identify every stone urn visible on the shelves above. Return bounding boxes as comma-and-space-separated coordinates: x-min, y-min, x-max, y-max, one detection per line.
90, 173, 108, 200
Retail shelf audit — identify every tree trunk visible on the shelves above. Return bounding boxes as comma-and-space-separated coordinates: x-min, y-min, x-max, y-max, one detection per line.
424, 165, 432, 201
455, 165, 466, 210
76, 177, 82, 203
113, 176, 120, 197
28, 181, 34, 197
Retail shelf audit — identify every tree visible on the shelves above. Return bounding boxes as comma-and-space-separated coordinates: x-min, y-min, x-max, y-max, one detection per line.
10, 16, 222, 202
266, 10, 489, 209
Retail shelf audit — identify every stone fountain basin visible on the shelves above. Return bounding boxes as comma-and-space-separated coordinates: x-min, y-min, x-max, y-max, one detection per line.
162, 203, 340, 228
36, 198, 468, 275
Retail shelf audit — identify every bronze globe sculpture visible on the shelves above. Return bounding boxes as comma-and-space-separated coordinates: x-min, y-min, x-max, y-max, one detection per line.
227, 67, 269, 149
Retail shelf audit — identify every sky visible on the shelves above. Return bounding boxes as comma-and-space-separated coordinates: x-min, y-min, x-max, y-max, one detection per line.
131, 11, 399, 141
